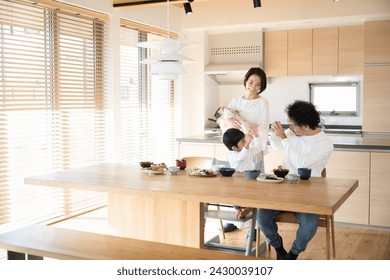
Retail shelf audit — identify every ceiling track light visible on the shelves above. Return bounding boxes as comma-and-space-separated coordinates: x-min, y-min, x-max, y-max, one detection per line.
184, 2, 192, 15
253, 0, 261, 8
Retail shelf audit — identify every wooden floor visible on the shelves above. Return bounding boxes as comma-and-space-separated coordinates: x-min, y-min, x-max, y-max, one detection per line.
12, 207, 390, 260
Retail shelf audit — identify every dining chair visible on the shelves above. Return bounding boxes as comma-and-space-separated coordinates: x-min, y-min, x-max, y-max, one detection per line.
184, 157, 258, 255
183, 157, 227, 238
258, 168, 336, 259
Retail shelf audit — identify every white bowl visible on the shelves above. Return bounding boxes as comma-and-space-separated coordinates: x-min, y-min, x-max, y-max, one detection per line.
168, 166, 180, 173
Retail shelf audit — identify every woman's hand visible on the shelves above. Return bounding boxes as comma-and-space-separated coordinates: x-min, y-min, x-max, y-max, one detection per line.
248, 124, 259, 137
271, 121, 286, 139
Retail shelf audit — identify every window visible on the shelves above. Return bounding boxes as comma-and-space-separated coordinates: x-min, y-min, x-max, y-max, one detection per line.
119, 21, 177, 165
0, 0, 108, 242
309, 82, 360, 116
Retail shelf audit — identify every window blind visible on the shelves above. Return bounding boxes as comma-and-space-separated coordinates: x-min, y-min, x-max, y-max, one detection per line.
119, 23, 177, 165
0, 0, 108, 249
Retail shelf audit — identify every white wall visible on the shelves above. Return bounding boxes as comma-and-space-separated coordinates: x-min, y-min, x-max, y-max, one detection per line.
218, 75, 363, 126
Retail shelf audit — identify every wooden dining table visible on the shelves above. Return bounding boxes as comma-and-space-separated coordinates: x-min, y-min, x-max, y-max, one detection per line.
25, 163, 358, 253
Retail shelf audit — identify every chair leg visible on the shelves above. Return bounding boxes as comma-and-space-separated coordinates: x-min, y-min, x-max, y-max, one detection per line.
331, 215, 336, 258
219, 219, 225, 239
255, 222, 260, 257
245, 209, 256, 256
217, 205, 226, 239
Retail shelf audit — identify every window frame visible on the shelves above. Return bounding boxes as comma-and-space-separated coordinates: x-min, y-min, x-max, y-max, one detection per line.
309, 82, 360, 116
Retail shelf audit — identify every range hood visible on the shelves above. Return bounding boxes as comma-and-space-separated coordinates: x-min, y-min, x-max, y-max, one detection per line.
205, 31, 263, 85
205, 63, 263, 85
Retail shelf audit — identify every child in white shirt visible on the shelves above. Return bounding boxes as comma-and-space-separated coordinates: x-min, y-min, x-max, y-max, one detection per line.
222, 125, 264, 218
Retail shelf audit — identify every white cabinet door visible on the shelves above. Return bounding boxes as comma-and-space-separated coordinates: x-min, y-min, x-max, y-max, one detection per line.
178, 143, 214, 158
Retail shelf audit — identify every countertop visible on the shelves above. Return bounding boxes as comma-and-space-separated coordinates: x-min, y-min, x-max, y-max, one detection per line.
177, 133, 390, 150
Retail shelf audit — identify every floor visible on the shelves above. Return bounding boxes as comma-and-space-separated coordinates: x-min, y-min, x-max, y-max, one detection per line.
51, 206, 390, 260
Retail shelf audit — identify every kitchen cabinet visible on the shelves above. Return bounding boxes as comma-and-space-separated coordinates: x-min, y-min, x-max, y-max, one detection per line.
178, 142, 229, 161
178, 143, 215, 158
264, 24, 363, 77
264, 30, 287, 77
214, 144, 229, 161
326, 150, 370, 225
364, 20, 390, 64
370, 151, 390, 227
363, 65, 390, 132
338, 25, 364, 74
264, 147, 284, 172
287, 29, 313, 76
312, 27, 339, 75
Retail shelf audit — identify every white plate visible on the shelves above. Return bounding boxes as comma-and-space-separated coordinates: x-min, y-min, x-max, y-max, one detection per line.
143, 170, 165, 175
256, 176, 284, 183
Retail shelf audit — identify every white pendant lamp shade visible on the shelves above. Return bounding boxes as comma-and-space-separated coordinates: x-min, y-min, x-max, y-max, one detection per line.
138, 38, 197, 80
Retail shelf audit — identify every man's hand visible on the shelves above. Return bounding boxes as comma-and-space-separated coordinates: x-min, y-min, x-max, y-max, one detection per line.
271, 121, 287, 139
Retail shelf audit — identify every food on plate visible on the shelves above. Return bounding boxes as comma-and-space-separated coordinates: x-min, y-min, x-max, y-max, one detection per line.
265, 174, 279, 180
145, 163, 167, 171
189, 168, 215, 176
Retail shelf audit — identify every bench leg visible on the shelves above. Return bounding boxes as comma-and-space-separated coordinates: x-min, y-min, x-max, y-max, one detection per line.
7, 251, 43, 260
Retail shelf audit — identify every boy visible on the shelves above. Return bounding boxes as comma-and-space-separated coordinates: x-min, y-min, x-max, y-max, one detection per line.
222, 125, 264, 218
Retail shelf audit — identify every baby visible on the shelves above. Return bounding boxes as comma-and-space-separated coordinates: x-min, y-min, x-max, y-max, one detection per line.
217, 107, 250, 134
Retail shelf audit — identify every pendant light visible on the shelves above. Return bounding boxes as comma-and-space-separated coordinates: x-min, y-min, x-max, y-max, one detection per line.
137, 0, 197, 80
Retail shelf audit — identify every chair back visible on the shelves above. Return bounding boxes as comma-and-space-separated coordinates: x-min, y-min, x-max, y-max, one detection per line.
183, 157, 213, 169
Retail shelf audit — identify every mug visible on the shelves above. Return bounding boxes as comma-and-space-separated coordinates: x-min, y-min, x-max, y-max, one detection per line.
298, 168, 311, 180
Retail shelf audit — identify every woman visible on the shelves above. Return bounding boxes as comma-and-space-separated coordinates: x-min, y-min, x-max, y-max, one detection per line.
227, 67, 270, 173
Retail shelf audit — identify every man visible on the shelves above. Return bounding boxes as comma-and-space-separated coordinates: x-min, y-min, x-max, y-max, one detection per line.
258, 100, 334, 260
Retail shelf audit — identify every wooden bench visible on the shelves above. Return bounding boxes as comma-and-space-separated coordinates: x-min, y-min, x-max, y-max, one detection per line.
0, 224, 264, 260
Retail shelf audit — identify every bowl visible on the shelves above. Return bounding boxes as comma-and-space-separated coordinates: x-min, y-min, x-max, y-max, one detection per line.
286, 173, 300, 184
273, 168, 289, 178
219, 167, 236, 177
168, 166, 180, 174
243, 169, 260, 179
298, 168, 312, 180
140, 161, 153, 168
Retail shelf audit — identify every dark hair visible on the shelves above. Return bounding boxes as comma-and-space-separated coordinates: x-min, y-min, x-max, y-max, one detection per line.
222, 128, 245, 151
286, 100, 321, 130
243, 67, 267, 94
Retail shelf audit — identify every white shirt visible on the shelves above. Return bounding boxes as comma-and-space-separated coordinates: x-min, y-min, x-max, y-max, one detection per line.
269, 129, 334, 177
228, 96, 270, 156
228, 136, 264, 172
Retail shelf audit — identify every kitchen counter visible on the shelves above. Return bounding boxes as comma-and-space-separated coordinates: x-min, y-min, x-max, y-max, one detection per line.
177, 133, 390, 150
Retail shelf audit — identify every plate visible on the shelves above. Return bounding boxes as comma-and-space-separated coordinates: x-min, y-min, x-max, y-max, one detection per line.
143, 170, 165, 175
189, 173, 217, 177
256, 175, 284, 183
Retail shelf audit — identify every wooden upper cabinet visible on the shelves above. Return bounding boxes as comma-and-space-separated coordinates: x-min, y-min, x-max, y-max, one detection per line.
339, 25, 364, 74
312, 27, 339, 75
288, 29, 312, 76
363, 65, 390, 132
264, 31, 287, 77
364, 20, 390, 64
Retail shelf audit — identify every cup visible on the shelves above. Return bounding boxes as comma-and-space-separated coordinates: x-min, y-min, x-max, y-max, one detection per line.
176, 159, 187, 170
298, 168, 311, 180
286, 173, 300, 184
